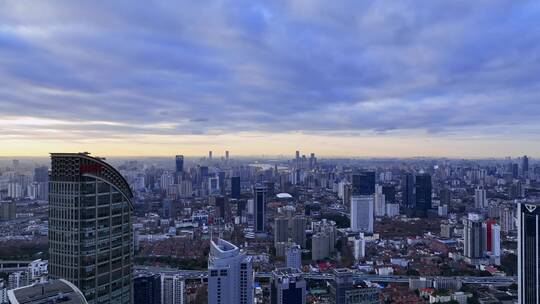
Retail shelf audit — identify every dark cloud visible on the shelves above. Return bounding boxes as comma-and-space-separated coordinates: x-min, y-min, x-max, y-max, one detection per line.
0, 0, 539, 139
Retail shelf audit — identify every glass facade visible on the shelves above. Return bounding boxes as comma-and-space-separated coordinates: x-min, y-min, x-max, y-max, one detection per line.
49, 153, 133, 304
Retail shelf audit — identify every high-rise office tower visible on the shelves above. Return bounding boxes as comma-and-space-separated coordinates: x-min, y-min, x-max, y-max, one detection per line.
225, 151, 229, 161
208, 239, 253, 304
270, 268, 306, 304
286, 245, 302, 269
231, 176, 241, 199
522, 155, 529, 177
518, 202, 540, 304
415, 173, 432, 214
475, 188, 487, 209
208, 151, 213, 160
49, 153, 133, 304
274, 218, 289, 245
350, 172, 375, 233
291, 216, 307, 248
161, 274, 185, 304
134, 274, 161, 304
175, 155, 184, 173
253, 185, 267, 233
463, 213, 485, 260
402, 173, 415, 209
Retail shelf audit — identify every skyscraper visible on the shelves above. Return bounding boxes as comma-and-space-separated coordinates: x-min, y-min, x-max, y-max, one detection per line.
291, 216, 307, 248
522, 155, 529, 177
134, 274, 161, 304
208, 151, 213, 160
475, 188, 487, 209
415, 173, 432, 214
175, 155, 184, 173
518, 202, 540, 304
463, 213, 485, 261
208, 239, 253, 304
254, 185, 267, 233
374, 185, 386, 217
274, 218, 289, 245
270, 268, 306, 304
402, 173, 415, 209
350, 172, 375, 233
49, 153, 133, 304
225, 150, 229, 161
231, 176, 241, 199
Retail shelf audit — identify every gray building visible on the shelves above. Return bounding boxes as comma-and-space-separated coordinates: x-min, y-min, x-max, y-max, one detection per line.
291, 216, 307, 248
274, 218, 289, 245
48, 153, 133, 304
330, 269, 380, 304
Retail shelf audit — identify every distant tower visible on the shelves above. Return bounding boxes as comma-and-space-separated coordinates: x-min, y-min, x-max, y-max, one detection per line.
254, 185, 267, 233
274, 218, 289, 245
522, 155, 529, 177
350, 172, 375, 233
208, 239, 253, 304
231, 176, 241, 199
291, 216, 307, 248
209, 151, 213, 160
463, 213, 484, 261
309, 153, 315, 170
415, 173, 432, 215
402, 173, 415, 209
175, 155, 184, 173
518, 202, 540, 304
225, 151, 230, 161
374, 185, 386, 217
475, 188, 487, 209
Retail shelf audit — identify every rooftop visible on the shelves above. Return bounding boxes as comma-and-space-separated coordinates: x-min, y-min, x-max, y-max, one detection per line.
8, 279, 87, 304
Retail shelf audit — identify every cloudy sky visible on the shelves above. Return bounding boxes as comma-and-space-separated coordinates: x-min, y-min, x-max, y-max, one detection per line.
1, 1, 539, 157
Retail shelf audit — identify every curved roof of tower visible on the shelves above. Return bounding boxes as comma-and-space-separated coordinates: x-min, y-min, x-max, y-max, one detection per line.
50, 152, 134, 203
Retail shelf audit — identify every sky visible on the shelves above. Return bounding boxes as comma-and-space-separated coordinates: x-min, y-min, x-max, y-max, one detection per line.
1, 1, 540, 157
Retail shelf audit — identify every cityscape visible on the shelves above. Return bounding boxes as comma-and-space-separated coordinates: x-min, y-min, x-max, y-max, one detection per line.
1, 1, 540, 304
0, 153, 537, 303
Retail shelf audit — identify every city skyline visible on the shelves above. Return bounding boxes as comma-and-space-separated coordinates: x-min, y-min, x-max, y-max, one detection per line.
1, 1, 540, 157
